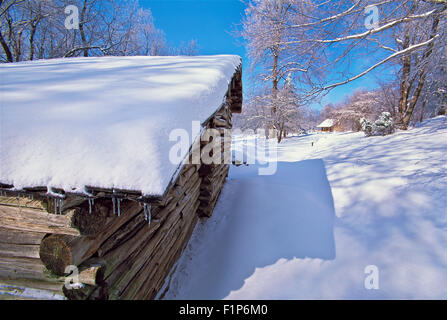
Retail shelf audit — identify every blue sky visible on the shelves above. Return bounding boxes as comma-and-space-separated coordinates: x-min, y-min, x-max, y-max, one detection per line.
141, 0, 393, 111
142, 0, 246, 56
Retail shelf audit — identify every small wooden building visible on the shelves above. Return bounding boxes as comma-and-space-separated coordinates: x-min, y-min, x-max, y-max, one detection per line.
317, 119, 336, 132
0, 56, 242, 299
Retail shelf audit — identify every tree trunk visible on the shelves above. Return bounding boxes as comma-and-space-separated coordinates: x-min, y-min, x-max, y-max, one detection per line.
0, 32, 13, 62
397, 33, 412, 128
271, 50, 279, 115
28, 22, 38, 61
79, 0, 89, 57
13, 28, 23, 62
398, 13, 440, 129
277, 126, 283, 143
402, 70, 427, 128
419, 96, 428, 123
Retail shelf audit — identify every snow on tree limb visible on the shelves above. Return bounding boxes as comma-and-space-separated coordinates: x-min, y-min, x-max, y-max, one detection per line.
284, 9, 440, 45
311, 35, 439, 94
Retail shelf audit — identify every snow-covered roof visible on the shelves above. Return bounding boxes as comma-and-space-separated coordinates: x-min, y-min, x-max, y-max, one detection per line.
0, 55, 241, 197
317, 119, 335, 128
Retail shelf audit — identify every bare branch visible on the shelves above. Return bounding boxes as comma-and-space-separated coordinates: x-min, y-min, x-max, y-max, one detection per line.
313, 35, 439, 94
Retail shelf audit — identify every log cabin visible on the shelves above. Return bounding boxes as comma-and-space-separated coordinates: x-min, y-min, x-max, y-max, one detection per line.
317, 119, 338, 132
0, 55, 242, 300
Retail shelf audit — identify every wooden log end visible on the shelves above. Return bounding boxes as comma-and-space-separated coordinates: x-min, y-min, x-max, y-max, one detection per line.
39, 234, 76, 276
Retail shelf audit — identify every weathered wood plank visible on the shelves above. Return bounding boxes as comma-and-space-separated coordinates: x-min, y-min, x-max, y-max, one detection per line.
107, 185, 200, 300
0, 256, 52, 281
78, 263, 105, 286
0, 195, 46, 211
122, 190, 201, 300
0, 205, 79, 236
0, 227, 45, 245
0, 243, 40, 259
132, 200, 200, 300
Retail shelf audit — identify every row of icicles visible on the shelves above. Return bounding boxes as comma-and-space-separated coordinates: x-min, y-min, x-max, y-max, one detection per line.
86, 196, 152, 225
1, 190, 152, 225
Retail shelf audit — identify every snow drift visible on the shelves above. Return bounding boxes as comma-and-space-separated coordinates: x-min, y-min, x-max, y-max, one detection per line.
164, 116, 447, 299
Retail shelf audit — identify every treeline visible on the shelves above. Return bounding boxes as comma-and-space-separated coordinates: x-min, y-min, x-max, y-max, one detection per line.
233, 75, 319, 139
238, 0, 447, 139
320, 80, 447, 132
0, 0, 198, 63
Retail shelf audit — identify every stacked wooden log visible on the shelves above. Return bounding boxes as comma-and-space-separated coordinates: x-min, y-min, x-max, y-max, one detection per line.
228, 67, 243, 114
0, 161, 202, 300
0, 202, 78, 299
197, 97, 232, 217
85, 163, 201, 300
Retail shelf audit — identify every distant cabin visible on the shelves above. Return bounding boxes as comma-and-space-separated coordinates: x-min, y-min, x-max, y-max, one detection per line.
317, 119, 338, 132
0, 55, 242, 300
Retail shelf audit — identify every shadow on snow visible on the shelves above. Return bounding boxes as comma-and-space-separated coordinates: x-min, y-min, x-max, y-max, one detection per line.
170, 159, 336, 299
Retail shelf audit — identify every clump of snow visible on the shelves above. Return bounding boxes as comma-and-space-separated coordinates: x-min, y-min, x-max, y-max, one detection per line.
0, 283, 66, 300
163, 116, 447, 299
360, 112, 395, 137
0, 55, 241, 196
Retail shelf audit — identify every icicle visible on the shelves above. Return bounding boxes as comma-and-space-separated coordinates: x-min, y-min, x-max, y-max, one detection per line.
143, 203, 151, 225
112, 197, 116, 215
17, 195, 21, 208
143, 203, 148, 221
88, 198, 92, 214
54, 198, 57, 215
117, 198, 121, 217
59, 198, 63, 215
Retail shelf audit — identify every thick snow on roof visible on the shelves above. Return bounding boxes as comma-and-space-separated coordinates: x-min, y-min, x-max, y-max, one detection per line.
317, 119, 334, 128
0, 55, 241, 196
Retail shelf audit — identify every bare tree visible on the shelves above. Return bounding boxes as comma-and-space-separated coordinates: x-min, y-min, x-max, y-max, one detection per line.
326, 88, 392, 131
235, 75, 315, 141
241, 0, 318, 138
240, 0, 446, 130
0, 0, 196, 62
293, 0, 446, 129
273, 73, 301, 141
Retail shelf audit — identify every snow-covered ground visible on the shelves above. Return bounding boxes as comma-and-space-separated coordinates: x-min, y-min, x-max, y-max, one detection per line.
163, 116, 447, 299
